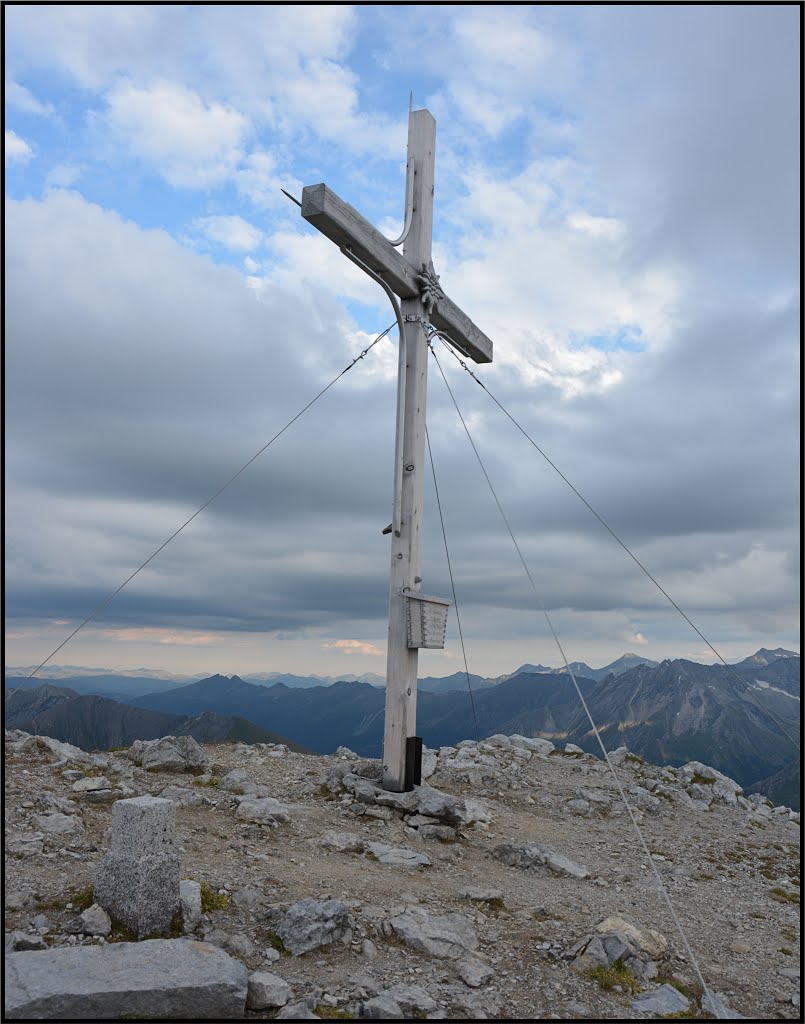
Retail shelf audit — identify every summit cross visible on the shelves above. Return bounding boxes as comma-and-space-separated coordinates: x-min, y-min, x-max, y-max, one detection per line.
298, 106, 493, 791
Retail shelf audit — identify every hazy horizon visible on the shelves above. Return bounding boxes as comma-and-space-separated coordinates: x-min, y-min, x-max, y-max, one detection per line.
5, 643, 800, 687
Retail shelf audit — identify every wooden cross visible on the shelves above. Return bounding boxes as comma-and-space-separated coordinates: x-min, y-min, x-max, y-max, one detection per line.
299, 106, 493, 791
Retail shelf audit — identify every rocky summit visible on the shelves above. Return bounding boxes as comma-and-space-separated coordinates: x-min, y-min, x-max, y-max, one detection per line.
4, 729, 801, 1020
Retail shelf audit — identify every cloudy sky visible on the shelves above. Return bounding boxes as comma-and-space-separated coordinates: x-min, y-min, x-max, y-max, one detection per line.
5, 5, 800, 680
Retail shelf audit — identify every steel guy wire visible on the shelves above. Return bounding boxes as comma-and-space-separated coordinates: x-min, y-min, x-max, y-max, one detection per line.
425, 423, 480, 740
432, 333, 800, 756
429, 342, 723, 1017
7, 325, 395, 698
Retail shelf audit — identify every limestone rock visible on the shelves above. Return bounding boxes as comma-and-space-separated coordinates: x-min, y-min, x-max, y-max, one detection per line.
388, 908, 478, 959
72, 776, 111, 793
492, 842, 589, 879
64, 903, 112, 937
4, 939, 248, 1019
247, 970, 292, 1009
7, 833, 45, 859
680, 762, 743, 803
19, 734, 92, 764
5, 931, 48, 952
80, 788, 121, 804
455, 957, 495, 987
320, 831, 366, 853
631, 984, 690, 1015
30, 812, 83, 835
628, 785, 662, 814
277, 1000, 320, 1019
366, 843, 431, 867
126, 735, 208, 773
234, 796, 289, 824
595, 915, 667, 957
417, 824, 458, 842
509, 734, 555, 755
459, 887, 503, 903
421, 747, 438, 779
180, 879, 202, 933
219, 769, 257, 794
159, 785, 208, 807
384, 983, 438, 1015
414, 784, 490, 825
483, 734, 514, 750
204, 928, 255, 957
231, 888, 267, 914
277, 898, 354, 956
335, 745, 359, 760
362, 994, 404, 1018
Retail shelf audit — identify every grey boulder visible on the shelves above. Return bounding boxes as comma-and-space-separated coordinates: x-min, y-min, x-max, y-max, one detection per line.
492, 842, 589, 879
235, 797, 289, 825
4, 939, 247, 1020
247, 970, 292, 1009
126, 735, 208, 773
388, 908, 478, 959
276, 898, 354, 956
366, 843, 431, 867
631, 984, 690, 1015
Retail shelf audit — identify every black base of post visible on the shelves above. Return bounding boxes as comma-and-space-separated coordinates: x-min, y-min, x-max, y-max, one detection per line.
404, 736, 423, 791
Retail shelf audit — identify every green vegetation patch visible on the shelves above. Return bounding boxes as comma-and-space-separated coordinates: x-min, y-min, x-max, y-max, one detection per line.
107, 924, 139, 944
67, 886, 95, 912
192, 777, 220, 788
587, 957, 641, 994
482, 896, 506, 913
314, 1008, 353, 1020
199, 882, 229, 912
263, 930, 289, 955
657, 977, 696, 1001
770, 887, 799, 905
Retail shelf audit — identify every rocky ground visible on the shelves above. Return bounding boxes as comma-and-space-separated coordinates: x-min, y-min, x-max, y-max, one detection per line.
4, 729, 801, 1020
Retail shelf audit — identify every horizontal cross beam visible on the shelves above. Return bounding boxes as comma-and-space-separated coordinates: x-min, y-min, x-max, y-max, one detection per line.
301, 183, 493, 364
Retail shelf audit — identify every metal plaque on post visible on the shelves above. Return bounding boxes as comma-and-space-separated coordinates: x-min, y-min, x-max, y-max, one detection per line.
406, 593, 450, 649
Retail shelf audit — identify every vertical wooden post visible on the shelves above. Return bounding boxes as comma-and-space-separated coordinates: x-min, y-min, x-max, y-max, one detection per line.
382, 109, 436, 791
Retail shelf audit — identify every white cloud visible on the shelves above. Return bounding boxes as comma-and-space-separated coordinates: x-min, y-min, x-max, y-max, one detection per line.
5, 129, 33, 163
45, 164, 82, 190
106, 627, 218, 646
321, 639, 384, 657
441, 161, 679, 396
195, 215, 263, 252
5, 79, 55, 117
567, 211, 624, 241
103, 80, 247, 188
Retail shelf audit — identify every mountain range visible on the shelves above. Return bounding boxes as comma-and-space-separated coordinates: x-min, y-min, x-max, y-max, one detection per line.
5, 648, 799, 808
4, 651, 662, 702
3, 684, 310, 753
